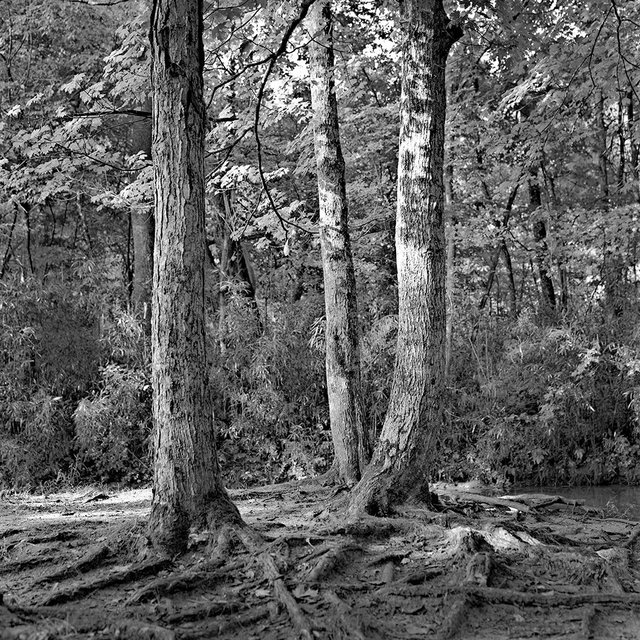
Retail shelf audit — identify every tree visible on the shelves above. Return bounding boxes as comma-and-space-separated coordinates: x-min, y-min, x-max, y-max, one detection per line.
147, 0, 241, 555
348, 0, 461, 515
129, 101, 154, 334
308, 0, 368, 486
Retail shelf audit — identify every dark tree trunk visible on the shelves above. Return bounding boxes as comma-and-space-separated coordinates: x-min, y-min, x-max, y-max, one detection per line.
348, 0, 461, 516
147, 0, 241, 556
478, 181, 519, 313
529, 172, 556, 316
444, 162, 455, 379
309, 0, 368, 486
130, 100, 154, 334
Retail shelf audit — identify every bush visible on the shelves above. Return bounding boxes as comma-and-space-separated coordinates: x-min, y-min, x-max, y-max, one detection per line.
73, 363, 152, 483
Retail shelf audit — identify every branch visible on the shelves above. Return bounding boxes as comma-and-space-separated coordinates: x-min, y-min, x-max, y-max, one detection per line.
254, 0, 318, 237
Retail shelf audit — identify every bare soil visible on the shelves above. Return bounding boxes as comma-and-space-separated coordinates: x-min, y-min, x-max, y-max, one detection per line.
1, 481, 640, 639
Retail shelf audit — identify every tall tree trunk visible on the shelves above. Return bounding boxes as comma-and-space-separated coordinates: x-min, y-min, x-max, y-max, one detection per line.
529, 171, 556, 316
444, 162, 455, 379
147, 0, 241, 556
478, 181, 519, 312
597, 92, 625, 317
309, 0, 368, 486
348, 0, 461, 516
500, 239, 517, 317
597, 90, 609, 199
629, 89, 640, 202
130, 100, 154, 334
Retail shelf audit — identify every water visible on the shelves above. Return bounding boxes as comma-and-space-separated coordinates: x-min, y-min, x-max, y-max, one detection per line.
517, 484, 640, 520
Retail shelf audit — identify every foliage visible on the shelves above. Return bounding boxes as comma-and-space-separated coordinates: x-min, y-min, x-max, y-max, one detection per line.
3, 0, 640, 490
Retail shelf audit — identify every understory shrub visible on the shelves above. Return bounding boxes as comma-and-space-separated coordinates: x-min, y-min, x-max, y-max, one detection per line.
74, 363, 152, 483
213, 293, 332, 486
443, 309, 640, 486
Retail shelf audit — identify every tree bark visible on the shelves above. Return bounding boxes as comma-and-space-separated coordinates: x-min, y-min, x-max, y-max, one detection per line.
348, 0, 461, 516
528, 171, 556, 316
147, 0, 241, 556
309, 0, 368, 486
444, 162, 455, 379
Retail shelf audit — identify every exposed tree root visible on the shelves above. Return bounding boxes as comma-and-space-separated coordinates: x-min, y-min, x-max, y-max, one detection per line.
307, 542, 360, 583
103, 619, 176, 640
436, 592, 471, 640
32, 543, 110, 586
381, 561, 395, 584
436, 546, 495, 639
624, 524, 640, 549
323, 589, 369, 640
0, 552, 60, 575
163, 599, 243, 624
126, 558, 243, 604
6, 530, 79, 551
235, 526, 314, 640
40, 556, 172, 606
464, 585, 640, 607
579, 605, 597, 640
0, 619, 74, 640
175, 604, 271, 639
402, 566, 444, 585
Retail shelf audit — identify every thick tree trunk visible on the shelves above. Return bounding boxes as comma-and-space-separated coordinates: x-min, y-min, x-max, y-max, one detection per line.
147, 0, 241, 556
348, 0, 461, 516
309, 0, 368, 486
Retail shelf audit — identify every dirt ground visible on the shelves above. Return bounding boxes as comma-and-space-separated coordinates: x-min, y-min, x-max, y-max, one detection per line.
1, 481, 640, 639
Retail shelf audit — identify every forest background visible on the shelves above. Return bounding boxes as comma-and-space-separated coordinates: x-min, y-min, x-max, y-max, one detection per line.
2, 0, 640, 492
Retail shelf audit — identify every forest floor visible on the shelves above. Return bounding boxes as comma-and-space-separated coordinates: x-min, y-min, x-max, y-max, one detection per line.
1, 481, 640, 639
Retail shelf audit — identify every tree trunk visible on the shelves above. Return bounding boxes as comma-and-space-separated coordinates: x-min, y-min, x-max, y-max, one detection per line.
500, 239, 517, 317
529, 172, 556, 316
309, 0, 368, 486
478, 181, 519, 313
444, 162, 455, 379
130, 99, 154, 334
147, 0, 241, 556
348, 0, 461, 516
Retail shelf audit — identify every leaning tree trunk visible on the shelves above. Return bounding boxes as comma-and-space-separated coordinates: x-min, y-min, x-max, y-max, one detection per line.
147, 0, 241, 556
309, 0, 368, 486
348, 0, 462, 516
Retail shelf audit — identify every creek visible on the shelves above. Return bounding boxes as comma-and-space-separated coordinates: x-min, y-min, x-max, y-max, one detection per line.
519, 484, 640, 519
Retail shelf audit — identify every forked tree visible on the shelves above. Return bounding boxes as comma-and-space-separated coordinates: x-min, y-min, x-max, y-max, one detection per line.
308, 0, 369, 486
348, 0, 462, 515
147, 0, 241, 555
